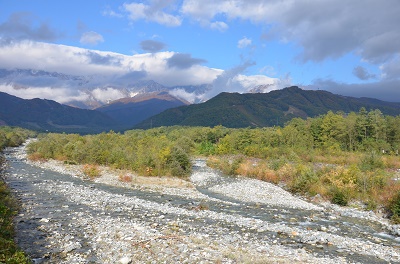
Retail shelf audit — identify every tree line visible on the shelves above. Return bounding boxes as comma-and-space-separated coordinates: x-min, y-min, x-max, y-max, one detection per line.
27, 108, 400, 176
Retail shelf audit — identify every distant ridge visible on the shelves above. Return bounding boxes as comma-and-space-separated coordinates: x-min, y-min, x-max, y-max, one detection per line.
135, 86, 400, 129
96, 91, 189, 129
0, 92, 119, 133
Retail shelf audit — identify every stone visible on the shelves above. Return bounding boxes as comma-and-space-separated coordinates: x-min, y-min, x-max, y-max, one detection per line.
119, 257, 132, 264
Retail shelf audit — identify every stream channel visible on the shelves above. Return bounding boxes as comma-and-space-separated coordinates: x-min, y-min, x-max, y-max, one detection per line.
2, 144, 400, 263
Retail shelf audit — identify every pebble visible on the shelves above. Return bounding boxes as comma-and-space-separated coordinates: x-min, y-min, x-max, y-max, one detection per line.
119, 257, 132, 264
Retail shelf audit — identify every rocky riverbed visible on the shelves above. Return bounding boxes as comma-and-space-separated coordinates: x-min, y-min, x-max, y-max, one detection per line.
2, 141, 400, 263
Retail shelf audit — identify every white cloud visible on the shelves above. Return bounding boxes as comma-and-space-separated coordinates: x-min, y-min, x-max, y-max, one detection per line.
210, 21, 228, 32
238, 37, 252, 49
0, 40, 286, 104
80, 31, 104, 45
168, 88, 198, 103
197, 62, 287, 102
0, 84, 89, 103
234, 74, 276, 90
123, 2, 181, 27
0, 40, 122, 76
0, 40, 221, 87
102, 6, 123, 18
91, 87, 126, 103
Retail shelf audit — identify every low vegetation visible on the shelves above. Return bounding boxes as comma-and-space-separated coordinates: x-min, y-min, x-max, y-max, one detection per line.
0, 127, 34, 263
0, 177, 31, 263
82, 164, 101, 179
27, 108, 400, 222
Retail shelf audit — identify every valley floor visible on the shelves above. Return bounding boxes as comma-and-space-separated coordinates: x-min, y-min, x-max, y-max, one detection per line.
2, 142, 400, 263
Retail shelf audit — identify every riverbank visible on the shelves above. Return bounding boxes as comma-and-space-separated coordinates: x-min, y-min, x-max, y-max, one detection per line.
0, 155, 30, 263
4, 142, 400, 263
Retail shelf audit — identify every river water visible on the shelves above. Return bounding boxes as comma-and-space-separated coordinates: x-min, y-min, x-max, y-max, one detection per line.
2, 145, 400, 263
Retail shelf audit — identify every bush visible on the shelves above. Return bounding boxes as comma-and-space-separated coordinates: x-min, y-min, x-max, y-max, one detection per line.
207, 155, 244, 176
64, 160, 78, 165
27, 152, 45, 162
168, 147, 192, 177
118, 174, 132, 183
236, 160, 279, 184
359, 151, 384, 171
82, 164, 101, 179
289, 164, 318, 193
389, 191, 400, 224
330, 187, 349, 206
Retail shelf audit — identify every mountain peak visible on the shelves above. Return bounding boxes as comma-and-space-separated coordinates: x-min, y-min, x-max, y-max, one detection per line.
135, 87, 400, 129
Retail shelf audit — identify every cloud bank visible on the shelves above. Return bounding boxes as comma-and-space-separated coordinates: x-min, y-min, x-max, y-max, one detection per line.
0, 39, 283, 104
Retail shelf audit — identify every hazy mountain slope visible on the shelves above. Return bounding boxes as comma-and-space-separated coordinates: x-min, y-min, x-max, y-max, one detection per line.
0, 92, 119, 133
135, 86, 400, 129
96, 92, 189, 129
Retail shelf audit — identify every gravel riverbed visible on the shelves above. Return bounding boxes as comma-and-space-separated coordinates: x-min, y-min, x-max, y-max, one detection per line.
2, 142, 400, 263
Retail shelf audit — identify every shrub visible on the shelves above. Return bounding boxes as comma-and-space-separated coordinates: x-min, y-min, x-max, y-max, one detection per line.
330, 187, 349, 206
64, 160, 78, 165
389, 191, 400, 224
359, 151, 384, 171
289, 164, 318, 193
118, 174, 132, 183
206, 156, 243, 176
236, 160, 279, 183
269, 158, 287, 171
82, 164, 101, 179
276, 163, 297, 183
168, 147, 192, 177
27, 152, 45, 162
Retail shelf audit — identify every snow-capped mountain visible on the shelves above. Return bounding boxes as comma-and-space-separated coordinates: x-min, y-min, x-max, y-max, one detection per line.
0, 68, 213, 109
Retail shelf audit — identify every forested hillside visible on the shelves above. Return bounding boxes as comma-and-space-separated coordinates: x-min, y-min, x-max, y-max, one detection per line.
136, 86, 400, 128
0, 92, 119, 133
96, 92, 188, 129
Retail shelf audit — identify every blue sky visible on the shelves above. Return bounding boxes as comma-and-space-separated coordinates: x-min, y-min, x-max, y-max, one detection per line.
0, 0, 400, 103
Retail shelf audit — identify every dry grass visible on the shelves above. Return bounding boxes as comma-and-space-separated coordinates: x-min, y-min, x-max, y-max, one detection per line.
118, 174, 132, 183
27, 152, 46, 162
237, 160, 279, 183
131, 175, 194, 189
376, 180, 400, 208
383, 155, 400, 168
310, 152, 360, 165
82, 164, 101, 179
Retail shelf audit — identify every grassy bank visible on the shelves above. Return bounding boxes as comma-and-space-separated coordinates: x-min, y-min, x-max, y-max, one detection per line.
207, 151, 400, 223
0, 127, 35, 263
0, 159, 30, 263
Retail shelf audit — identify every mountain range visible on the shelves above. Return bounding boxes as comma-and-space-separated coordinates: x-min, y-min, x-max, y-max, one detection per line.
0, 68, 211, 108
0, 92, 117, 133
135, 86, 400, 129
1, 86, 400, 133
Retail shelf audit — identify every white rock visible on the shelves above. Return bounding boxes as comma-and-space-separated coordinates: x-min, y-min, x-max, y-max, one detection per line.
119, 256, 132, 264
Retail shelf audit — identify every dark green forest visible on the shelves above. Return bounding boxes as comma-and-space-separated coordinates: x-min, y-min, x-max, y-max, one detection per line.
27, 108, 400, 222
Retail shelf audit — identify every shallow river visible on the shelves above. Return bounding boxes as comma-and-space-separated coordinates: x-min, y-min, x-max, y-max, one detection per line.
2, 145, 400, 263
